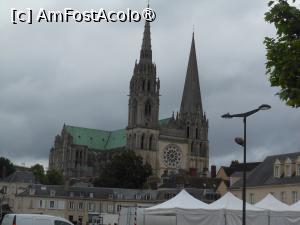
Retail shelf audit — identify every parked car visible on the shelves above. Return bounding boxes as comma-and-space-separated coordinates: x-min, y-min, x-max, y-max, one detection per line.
1, 214, 74, 225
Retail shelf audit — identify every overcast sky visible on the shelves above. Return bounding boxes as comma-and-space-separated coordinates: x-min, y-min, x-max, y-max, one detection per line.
0, 0, 299, 169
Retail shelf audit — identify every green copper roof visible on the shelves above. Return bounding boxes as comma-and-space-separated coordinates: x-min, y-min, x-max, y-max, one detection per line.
65, 125, 112, 150
159, 117, 171, 126
65, 118, 171, 151
105, 129, 126, 149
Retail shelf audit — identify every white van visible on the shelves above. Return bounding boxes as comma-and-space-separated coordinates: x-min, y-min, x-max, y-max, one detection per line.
1, 214, 74, 225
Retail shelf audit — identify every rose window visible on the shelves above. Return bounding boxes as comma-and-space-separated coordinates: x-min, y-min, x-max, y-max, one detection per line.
163, 144, 182, 168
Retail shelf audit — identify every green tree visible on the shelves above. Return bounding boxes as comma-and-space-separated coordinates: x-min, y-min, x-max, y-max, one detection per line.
0, 157, 15, 179
264, 0, 300, 107
31, 164, 46, 184
46, 169, 64, 185
94, 151, 152, 189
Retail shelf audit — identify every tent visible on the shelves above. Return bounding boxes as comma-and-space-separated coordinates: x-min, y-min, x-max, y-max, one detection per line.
145, 189, 224, 225
255, 194, 300, 225
144, 190, 300, 225
146, 189, 208, 212
208, 192, 269, 225
255, 194, 290, 211
209, 192, 264, 211
289, 201, 300, 211
118, 207, 176, 225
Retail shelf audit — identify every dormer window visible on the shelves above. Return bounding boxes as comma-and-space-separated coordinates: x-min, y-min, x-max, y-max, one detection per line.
297, 164, 300, 176
274, 166, 280, 177
284, 157, 292, 177
117, 194, 123, 199
285, 164, 292, 177
135, 194, 141, 200
50, 190, 56, 197
41, 186, 47, 191
274, 159, 281, 178
29, 188, 35, 196
145, 194, 151, 200
296, 156, 300, 176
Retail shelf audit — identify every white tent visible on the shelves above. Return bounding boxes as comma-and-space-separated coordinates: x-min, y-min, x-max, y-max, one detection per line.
255, 194, 300, 225
145, 189, 224, 225
255, 194, 290, 211
146, 189, 208, 212
289, 200, 300, 211
209, 192, 264, 211
119, 207, 176, 225
208, 192, 269, 225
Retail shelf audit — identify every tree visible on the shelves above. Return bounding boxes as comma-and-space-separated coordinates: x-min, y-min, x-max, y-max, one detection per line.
0, 157, 15, 179
264, 0, 300, 107
94, 151, 152, 189
31, 164, 63, 185
46, 169, 64, 185
31, 164, 46, 184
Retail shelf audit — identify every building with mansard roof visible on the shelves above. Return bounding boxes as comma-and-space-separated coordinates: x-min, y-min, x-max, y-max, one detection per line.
49, 21, 209, 179
231, 151, 300, 205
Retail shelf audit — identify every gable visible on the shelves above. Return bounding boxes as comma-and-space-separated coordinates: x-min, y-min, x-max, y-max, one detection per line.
217, 167, 229, 180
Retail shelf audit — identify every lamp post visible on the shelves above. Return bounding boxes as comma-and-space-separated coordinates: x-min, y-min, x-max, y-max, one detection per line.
221, 104, 271, 225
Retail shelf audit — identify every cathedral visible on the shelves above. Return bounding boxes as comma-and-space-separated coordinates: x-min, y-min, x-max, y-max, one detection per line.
48, 21, 209, 179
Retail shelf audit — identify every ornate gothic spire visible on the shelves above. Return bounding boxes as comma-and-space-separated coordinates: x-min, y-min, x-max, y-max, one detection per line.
139, 21, 152, 63
180, 33, 203, 116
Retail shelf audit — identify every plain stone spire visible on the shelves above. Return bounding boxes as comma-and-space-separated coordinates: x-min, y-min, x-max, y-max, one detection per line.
180, 33, 203, 116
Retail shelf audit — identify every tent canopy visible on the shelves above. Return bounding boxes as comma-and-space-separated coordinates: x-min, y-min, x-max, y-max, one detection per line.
255, 194, 290, 211
144, 190, 224, 225
209, 192, 265, 211
146, 189, 208, 211
288, 200, 300, 211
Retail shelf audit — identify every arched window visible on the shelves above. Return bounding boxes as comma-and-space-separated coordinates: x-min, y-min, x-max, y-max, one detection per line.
147, 80, 151, 91
75, 151, 79, 168
128, 135, 132, 149
187, 126, 190, 138
149, 135, 153, 150
142, 80, 145, 91
141, 134, 145, 149
79, 151, 83, 166
133, 134, 137, 149
132, 99, 138, 125
145, 100, 151, 116
196, 128, 199, 139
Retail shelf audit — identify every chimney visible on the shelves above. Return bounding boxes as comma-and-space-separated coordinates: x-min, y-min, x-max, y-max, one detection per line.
211, 165, 216, 178
64, 178, 70, 191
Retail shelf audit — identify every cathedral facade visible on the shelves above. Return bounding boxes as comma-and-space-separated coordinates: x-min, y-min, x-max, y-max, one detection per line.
48, 21, 209, 179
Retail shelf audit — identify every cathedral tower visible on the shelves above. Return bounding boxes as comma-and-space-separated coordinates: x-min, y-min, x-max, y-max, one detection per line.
126, 21, 160, 170
179, 33, 209, 174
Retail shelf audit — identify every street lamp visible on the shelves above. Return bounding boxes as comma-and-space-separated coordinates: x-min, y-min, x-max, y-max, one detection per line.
221, 104, 271, 225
